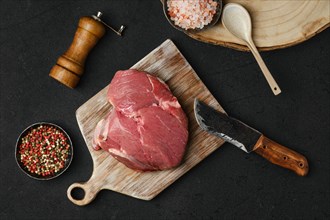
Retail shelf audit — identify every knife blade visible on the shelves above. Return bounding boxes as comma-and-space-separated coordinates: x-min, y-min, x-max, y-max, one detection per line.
194, 99, 309, 176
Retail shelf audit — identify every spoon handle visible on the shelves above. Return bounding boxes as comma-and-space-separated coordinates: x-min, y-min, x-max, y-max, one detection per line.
246, 39, 281, 95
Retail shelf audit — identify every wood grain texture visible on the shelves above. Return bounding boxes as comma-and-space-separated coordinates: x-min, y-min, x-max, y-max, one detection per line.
185, 0, 330, 51
67, 39, 226, 206
254, 135, 309, 176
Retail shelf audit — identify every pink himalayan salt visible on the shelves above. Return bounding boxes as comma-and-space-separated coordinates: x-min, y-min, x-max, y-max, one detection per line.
167, 0, 218, 30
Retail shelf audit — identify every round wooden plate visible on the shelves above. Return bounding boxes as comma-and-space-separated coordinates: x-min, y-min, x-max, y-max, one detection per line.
164, 0, 330, 51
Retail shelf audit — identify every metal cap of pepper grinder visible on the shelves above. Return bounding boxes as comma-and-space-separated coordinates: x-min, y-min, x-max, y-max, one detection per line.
92, 12, 125, 36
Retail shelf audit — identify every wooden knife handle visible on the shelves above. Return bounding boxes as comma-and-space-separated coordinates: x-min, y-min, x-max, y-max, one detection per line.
253, 135, 309, 176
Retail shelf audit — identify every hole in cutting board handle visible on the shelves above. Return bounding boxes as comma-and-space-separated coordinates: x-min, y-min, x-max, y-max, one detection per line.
67, 182, 98, 206
70, 187, 85, 200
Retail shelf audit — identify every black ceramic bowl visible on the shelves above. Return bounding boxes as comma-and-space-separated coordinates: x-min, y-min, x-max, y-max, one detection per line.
162, 0, 223, 33
15, 122, 73, 180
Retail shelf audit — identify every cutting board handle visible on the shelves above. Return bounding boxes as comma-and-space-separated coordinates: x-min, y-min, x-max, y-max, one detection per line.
67, 180, 101, 206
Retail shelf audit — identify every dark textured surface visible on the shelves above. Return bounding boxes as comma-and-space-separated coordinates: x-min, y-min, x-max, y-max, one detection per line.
0, 1, 329, 219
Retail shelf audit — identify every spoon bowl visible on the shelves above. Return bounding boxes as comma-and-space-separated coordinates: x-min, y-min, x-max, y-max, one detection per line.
162, 0, 222, 33
222, 3, 281, 95
222, 4, 252, 41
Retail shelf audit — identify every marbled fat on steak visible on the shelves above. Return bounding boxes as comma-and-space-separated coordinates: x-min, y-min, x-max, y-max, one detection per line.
93, 69, 188, 171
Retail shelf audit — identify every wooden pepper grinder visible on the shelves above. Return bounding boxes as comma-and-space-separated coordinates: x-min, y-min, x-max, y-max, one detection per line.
49, 12, 125, 88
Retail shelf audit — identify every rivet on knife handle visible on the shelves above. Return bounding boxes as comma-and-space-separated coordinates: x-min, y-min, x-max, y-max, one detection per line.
253, 135, 309, 176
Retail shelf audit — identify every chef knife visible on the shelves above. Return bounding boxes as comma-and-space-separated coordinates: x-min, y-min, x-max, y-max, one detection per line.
194, 99, 308, 176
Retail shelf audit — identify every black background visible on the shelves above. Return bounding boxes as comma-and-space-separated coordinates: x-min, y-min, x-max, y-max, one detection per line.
1, 1, 329, 219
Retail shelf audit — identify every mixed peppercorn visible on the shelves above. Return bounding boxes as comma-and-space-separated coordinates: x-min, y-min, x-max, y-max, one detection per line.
18, 124, 71, 177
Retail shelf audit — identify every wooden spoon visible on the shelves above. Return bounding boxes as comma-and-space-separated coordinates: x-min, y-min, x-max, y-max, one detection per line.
222, 3, 281, 95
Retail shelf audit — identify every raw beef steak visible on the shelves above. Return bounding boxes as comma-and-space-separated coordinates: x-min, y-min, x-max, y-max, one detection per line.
93, 69, 188, 171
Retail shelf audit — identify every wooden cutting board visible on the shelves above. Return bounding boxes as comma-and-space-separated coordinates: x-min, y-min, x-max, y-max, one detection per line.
181, 0, 330, 51
67, 39, 226, 206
